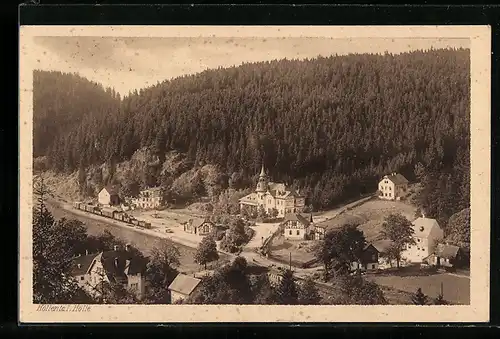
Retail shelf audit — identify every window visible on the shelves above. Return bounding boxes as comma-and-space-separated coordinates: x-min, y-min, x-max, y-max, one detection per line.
80, 276, 84, 281
389, 187, 391, 191
422, 248, 425, 251
372, 254, 376, 261
417, 238, 420, 243
296, 230, 300, 235
130, 283, 138, 291
289, 230, 292, 235
389, 193, 392, 197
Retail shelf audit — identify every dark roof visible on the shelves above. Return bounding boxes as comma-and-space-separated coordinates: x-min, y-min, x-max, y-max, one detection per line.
71, 254, 97, 276
435, 243, 460, 259
384, 173, 409, 185
168, 274, 201, 296
363, 244, 379, 253
99, 250, 148, 283
372, 239, 393, 253
190, 218, 213, 229
282, 213, 311, 226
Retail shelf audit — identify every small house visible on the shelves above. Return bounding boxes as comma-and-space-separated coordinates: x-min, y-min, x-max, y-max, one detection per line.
98, 186, 120, 206
281, 213, 313, 240
425, 243, 467, 269
378, 173, 409, 201
168, 273, 201, 304
183, 218, 215, 236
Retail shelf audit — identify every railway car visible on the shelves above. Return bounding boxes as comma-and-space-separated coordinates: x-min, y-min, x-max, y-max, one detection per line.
101, 208, 115, 218
131, 219, 139, 226
144, 222, 152, 229
73, 202, 81, 209
113, 211, 124, 221
138, 220, 146, 227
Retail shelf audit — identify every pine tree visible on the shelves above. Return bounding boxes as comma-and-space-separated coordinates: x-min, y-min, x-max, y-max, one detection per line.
411, 288, 428, 305
275, 269, 298, 305
297, 276, 322, 305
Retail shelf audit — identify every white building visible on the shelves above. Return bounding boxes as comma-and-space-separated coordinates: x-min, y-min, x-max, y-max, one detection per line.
131, 187, 162, 209
402, 217, 444, 263
281, 213, 313, 240
98, 186, 120, 206
239, 164, 305, 218
378, 173, 409, 201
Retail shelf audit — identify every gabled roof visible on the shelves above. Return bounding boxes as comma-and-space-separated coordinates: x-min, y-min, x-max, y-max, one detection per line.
383, 173, 409, 185
101, 185, 119, 196
168, 273, 201, 296
412, 217, 441, 239
71, 253, 98, 276
363, 243, 379, 253
372, 239, 393, 253
94, 250, 148, 283
189, 218, 213, 229
435, 243, 460, 259
282, 213, 311, 227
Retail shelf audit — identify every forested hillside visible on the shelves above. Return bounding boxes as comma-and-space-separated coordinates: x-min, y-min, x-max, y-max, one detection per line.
33, 48, 470, 223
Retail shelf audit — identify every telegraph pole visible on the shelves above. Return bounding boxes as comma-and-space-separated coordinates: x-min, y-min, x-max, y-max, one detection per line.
289, 252, 292, 271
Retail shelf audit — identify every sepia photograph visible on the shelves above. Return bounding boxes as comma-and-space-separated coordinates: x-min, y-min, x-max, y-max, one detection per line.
19, 25, 490, 323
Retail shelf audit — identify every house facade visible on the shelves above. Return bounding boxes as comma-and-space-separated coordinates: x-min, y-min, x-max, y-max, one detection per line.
183, 218, 215, 236
131, 187, 162, 209
98, 186, 120, 206
402, 217, 444, 263
71, 244, 148, 300
168, 273, 201, 304
239, 165, 305, 218
354, 244, 380, 271
378, 173, 409, 201
281, 213, 313, 240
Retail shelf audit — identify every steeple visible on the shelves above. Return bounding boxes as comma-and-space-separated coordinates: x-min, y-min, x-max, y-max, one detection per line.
256, 162, 269, 193
259, 163, 266, 177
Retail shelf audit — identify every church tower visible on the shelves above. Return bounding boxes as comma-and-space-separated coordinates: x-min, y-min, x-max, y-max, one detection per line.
256, 163, 269, 193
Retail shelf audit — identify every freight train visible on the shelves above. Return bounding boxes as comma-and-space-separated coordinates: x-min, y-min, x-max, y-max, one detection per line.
72, 201, 152, 229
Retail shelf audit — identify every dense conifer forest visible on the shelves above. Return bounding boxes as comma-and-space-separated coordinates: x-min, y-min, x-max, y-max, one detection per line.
33, 48, 470, 223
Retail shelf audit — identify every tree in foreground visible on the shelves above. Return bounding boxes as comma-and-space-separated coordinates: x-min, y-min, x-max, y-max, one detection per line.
275, 269, 298, 305
251, 274, 277, 304
314, 223, 366, 280
297, 276, 322, 305
411, 288, 429, 305
338, 275, 387, 305
433, 293, 448, 305
194, 235, 219, 269
145, 241, 181, 303
32, 176, 92, 303
380, 213, 416, 268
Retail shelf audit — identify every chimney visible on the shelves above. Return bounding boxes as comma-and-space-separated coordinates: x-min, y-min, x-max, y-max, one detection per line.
125, 243, 131, 252
114, 257, 119, 268
85, 249, 89, 256
114, 245, 119, 251
77, 264, 82, 269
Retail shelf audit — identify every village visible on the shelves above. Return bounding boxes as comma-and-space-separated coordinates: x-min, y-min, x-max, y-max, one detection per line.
67, 164, 470, 305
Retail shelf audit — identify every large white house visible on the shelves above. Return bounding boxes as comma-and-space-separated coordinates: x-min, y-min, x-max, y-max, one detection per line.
239, 164, 305, 218
378, 173, 409, 201
402, 217, 444, 263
